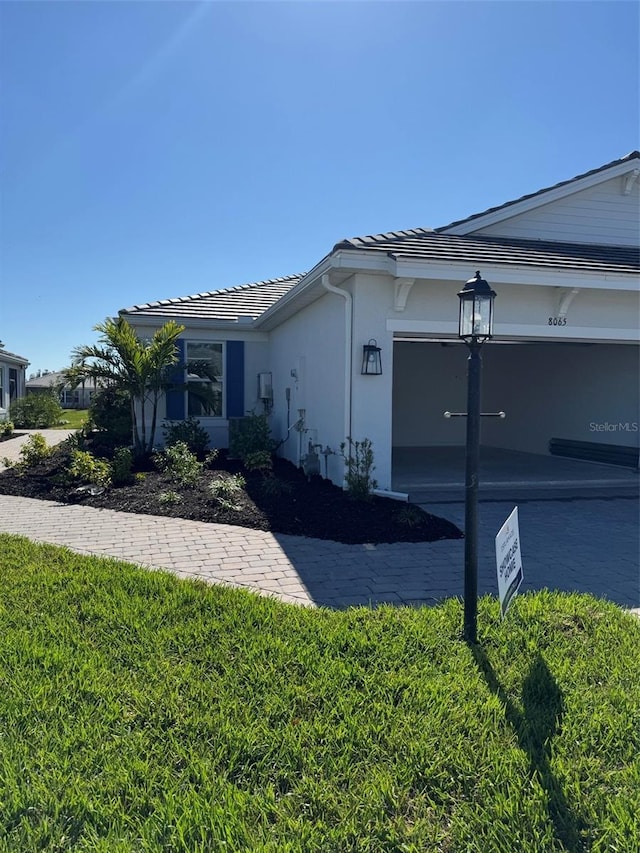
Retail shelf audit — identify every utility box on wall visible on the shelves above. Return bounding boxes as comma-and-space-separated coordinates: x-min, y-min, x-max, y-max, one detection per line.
258, 372, 273, 403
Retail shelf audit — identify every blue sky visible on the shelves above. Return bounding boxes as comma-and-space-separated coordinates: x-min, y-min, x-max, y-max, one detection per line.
1, 0, 638, 374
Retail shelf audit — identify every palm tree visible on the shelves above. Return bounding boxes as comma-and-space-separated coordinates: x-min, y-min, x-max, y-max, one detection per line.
66, 317, 186, 455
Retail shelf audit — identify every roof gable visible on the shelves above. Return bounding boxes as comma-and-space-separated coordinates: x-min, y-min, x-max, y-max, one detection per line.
438, 151, 640, 237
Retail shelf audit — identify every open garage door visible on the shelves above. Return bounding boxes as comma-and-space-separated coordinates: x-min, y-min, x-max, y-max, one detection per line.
391, 340, 639, 498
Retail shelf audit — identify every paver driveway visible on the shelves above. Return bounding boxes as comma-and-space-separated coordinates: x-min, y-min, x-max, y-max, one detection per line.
0, 492, 637, 609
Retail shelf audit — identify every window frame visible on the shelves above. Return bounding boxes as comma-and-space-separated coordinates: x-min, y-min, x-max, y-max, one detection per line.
184, 340, 225, 420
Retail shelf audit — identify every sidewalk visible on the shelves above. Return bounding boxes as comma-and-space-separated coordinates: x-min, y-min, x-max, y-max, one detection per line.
0, 491, 638, 609
1, 428, 75, 463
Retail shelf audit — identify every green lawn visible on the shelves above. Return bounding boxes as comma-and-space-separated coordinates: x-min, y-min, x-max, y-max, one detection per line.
0, 534, 638, 852
55, 409, 89, 430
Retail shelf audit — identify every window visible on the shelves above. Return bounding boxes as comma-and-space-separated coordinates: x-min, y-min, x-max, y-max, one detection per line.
9, 368, 18, 403
186, 342, 223, 417
0, 367, 4, 408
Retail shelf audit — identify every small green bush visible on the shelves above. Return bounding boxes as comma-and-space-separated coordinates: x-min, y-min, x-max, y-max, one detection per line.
208, 473, 246, 510
88, 387, 132, 447
204, 448, 219, 469
156, 441, 202, 486
18, 434, 51, 468
68, 450, 111, 487
259, 475, 293, 498
242, 450, 273, 473
158, 490, 182, 505
110, 447, 134, 486
163, 417, 210, 458
340, 436, 377, 500
229, 413, 275, 465
1, 421, 14, 437
10, 393, 62, 429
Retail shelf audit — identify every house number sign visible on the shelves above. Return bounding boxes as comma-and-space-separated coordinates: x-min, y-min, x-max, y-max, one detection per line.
548, 317, 568, 326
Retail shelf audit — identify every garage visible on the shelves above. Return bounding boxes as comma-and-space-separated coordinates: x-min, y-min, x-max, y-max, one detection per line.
391, 339, 640, 499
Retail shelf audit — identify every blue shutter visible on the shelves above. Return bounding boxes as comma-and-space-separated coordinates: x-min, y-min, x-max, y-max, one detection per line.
165, 339, 185, 420
226, 341, 244, 417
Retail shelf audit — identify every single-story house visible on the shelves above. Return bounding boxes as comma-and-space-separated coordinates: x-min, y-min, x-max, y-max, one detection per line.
0, 348, 29, 421
121, 152, 640, 491
26, 371, 101, 409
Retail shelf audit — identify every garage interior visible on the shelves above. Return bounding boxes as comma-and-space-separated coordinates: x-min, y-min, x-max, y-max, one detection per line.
391, 340, 640, 501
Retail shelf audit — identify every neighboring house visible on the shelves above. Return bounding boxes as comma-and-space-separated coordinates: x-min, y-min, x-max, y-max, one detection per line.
26, 371, 101, 409
0, 348, 29, 421
121, 152, 640, 490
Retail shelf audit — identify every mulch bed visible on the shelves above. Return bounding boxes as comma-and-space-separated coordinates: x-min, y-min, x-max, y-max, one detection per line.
0, 439, 463, 545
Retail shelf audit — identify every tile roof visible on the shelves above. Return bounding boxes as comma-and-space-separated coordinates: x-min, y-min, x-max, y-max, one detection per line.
0, 348, 29, 364
120, 274, 305, 321
437, 151, 640, 232
333, 231, 639, 275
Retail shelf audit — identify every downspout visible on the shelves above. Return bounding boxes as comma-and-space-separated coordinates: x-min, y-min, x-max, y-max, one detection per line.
321, 273, 352, 450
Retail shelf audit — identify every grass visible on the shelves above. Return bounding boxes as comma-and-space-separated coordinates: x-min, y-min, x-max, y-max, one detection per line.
0, 534, 639, 852
54, 409, 88, 430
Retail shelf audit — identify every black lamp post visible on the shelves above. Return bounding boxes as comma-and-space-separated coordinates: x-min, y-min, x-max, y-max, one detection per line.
457, 271, 496, 643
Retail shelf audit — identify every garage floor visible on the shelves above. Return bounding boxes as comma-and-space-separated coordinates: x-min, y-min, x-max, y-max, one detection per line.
392, 446, 640, 502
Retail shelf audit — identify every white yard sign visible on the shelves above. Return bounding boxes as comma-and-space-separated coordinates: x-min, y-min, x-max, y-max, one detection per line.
495, 507, 523, 618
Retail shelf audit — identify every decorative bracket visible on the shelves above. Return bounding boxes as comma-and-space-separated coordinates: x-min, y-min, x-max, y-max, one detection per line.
556, 287, 580, 319
394, 277, 415, 312
622, 169, 640, 196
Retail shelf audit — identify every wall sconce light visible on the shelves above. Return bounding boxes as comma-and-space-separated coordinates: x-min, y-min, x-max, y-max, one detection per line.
361, 339, 382, 375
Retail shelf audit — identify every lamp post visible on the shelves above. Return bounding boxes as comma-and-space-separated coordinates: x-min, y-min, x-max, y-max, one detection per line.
458, 271, 496, 643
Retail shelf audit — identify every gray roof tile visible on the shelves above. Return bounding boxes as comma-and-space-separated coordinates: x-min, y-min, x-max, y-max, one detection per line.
334, 231, 639, 275
120, 274, 305, 321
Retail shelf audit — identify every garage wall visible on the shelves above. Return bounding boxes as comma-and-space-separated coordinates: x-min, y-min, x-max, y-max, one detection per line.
393, 342, 469, 446
393, 341, 639, 453
481, 343, 640, 453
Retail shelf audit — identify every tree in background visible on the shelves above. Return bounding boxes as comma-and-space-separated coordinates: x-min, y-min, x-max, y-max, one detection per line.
66, 317, 186, 456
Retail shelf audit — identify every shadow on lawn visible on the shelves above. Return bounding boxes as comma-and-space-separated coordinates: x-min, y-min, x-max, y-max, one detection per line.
472, 647, 586, 852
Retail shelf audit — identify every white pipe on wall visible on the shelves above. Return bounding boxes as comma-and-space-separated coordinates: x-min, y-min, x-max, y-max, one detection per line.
321, 273, 352, 449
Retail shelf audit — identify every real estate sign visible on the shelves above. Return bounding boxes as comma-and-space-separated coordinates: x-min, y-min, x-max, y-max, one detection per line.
495, 507, 523, 618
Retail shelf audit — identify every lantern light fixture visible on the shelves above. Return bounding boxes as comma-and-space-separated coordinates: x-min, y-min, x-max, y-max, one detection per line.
361, 339, 382, 375
458, 270, 496, 343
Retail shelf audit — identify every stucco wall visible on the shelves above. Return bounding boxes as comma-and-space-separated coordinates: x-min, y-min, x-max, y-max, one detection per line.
268, 285, 348, 484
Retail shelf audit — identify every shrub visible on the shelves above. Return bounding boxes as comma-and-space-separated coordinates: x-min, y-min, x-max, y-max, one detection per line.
393, 504, 425, 528
67, 450, 111, 487
163, 417, 210, 458
10, 393, 62, 429
204, 448, 219, 469
340, 437, 377, 500
229, 413, 275, 466
111, 447, 134, 486
242, 450, 273, 473
88, 386, 132, 447
208, 473, 246, 510
1, 421, 14, 437
156, 441, 202, 486
259, 475, 293, 498
158, 490, 182, 505
19, 434, 51, 468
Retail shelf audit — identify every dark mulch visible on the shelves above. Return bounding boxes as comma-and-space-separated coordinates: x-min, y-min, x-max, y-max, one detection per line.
0, 439, 463, 545
0, 432, 26, 443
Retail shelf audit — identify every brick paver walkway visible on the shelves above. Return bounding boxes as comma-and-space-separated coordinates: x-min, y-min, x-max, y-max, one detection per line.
1, 492, 638, 609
